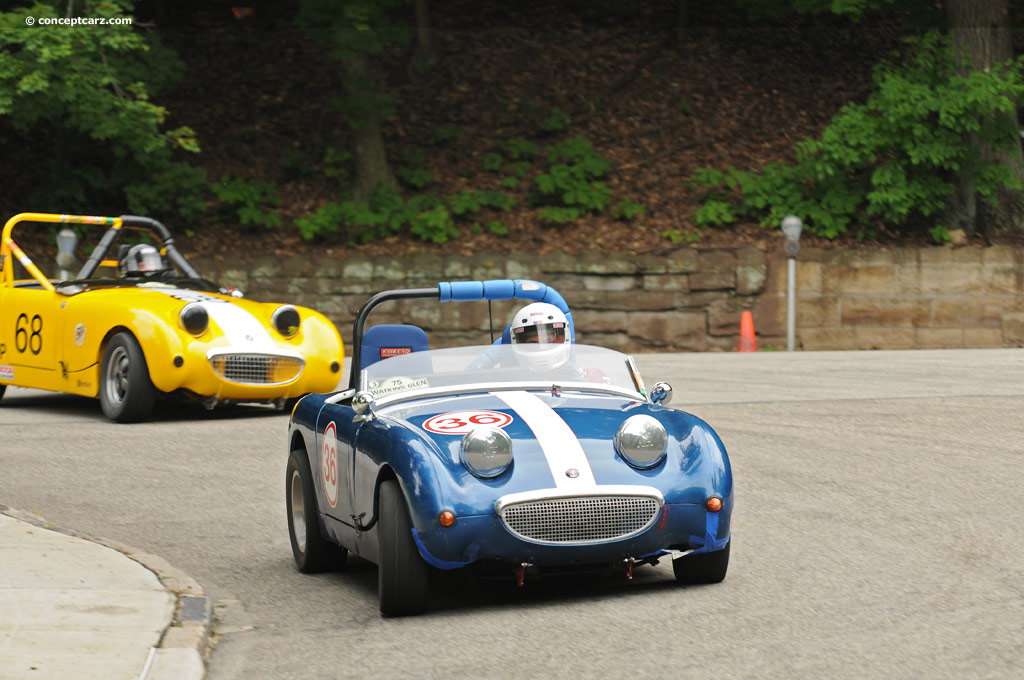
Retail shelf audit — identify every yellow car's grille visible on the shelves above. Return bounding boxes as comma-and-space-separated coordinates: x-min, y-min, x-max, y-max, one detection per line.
500, 495, 661, 545
209, 354, 304, 385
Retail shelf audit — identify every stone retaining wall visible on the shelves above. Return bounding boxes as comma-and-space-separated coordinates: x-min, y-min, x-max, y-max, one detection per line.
189, 244, 1024, 351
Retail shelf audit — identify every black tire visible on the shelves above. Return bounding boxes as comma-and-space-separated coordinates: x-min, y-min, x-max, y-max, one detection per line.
99, 332, 155, 423
378, 479, 429, 617
0, 384, 6, 401
673, 539, 731, 584
286, 447, 347, 573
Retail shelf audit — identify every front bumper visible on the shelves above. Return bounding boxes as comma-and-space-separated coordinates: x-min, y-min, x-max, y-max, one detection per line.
413, 501, 731, 570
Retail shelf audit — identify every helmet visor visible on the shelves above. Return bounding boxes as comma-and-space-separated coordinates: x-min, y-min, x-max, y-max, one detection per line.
137, 249, 164, 271
513, 322, 566, 344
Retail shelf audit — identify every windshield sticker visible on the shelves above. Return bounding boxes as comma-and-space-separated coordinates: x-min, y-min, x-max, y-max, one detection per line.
380, 347, 411, 359
423, 410, 513, 435
368, 376, 429, 397
0, 365, 14, 381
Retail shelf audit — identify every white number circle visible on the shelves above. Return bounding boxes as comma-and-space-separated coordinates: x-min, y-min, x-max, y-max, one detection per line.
423, 410, 513, 435
321, 421, 339, 508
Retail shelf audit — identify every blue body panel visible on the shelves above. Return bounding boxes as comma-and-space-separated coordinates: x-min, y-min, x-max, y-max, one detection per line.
289, 389, 732, 570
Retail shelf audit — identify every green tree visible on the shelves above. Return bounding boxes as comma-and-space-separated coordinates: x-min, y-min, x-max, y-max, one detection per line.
0, 0, 204, 217
297, 0, 407, 202
729, 0, 1024, 238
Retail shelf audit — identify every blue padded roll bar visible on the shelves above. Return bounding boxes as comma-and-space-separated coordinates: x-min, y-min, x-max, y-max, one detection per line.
437, 279, 574, 341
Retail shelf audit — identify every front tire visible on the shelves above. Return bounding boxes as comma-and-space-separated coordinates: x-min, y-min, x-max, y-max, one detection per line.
378, 479, 429, 617
100, 332, 155, 423
673, 539, 730, 584
287, 447, 346, 573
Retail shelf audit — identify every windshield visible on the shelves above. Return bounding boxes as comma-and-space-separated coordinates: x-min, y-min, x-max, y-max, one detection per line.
361, 344, 643, 400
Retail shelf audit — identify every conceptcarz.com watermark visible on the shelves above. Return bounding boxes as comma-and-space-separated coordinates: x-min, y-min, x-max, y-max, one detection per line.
25, 16, 133, 26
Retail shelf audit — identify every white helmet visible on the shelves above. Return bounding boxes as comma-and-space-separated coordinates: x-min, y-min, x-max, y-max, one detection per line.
509, 302, 571, 371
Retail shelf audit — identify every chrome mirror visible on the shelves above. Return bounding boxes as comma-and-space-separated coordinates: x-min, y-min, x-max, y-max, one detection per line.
650, 381, 673, 405
352, 390, 377, 422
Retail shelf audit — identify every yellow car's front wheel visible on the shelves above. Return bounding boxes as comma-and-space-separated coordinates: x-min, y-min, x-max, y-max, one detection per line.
100, 332, 156, 423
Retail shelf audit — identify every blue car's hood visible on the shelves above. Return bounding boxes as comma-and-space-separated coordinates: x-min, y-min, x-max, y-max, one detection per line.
376, 390, 727, 513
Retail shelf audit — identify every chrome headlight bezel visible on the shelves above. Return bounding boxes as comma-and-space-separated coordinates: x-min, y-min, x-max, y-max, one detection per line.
272, 305, 301, 338
614, 414, 668, 469
179, 303, 209, 336
461, 426, 514, 479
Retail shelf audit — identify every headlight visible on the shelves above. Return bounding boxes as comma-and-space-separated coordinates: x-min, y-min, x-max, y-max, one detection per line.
179, 303, 209, 336
615, 415, 668, 469
272, 305, 300, 338
461, 427, 513, 478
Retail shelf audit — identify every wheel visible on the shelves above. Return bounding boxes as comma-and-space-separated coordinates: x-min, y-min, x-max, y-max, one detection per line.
99, 332, 155, 423
378, 479, 429, 617
0, 384, 6, 401
673, 539, 730, 584
286, 447, 347, 573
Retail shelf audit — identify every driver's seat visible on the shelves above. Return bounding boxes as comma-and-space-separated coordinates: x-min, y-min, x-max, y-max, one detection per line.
361, 324, 429, 370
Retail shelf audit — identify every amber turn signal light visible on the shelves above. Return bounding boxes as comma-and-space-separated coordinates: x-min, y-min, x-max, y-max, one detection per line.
438, 510, 456, 527
705, 497, 723, 512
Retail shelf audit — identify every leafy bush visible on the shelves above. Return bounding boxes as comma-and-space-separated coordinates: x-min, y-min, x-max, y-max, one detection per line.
691, 33, 1024, 240
532, 135, 614, 222
0, 1, 203, 217
210, 177, 282, 230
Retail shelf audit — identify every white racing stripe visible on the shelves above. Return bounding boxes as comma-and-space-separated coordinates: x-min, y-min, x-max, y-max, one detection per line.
493, 391, 596, 490
150, 288, 279, 352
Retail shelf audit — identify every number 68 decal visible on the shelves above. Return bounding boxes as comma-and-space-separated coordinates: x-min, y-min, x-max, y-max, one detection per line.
423, 410, 513, 435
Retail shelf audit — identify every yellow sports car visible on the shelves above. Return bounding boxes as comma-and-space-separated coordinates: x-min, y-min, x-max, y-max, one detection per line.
0, 212, 344, 422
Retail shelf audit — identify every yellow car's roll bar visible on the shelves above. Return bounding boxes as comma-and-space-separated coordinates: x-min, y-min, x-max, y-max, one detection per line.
1, 212, 201, 288
1, 213, 122, 291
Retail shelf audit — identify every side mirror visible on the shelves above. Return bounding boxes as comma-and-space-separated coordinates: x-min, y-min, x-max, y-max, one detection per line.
650, 382, 673, 405
352, 390, 377, 422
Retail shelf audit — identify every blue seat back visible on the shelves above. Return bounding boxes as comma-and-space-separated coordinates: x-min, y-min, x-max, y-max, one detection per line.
361, 324, 429, 370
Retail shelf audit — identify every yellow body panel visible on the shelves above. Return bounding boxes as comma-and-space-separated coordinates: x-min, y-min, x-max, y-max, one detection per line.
0, 213, 345, 406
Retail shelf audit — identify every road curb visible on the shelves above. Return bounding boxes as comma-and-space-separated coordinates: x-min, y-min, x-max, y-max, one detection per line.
0, 505, 210, 680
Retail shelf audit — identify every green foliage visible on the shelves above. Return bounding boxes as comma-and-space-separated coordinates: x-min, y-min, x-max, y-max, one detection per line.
482, 152, 503, 172
539, 107, 571, 133
323, 147, 352, 183
398, 148, 433, 188
0, 0, 203, 217
662, 227, 704, 245
427, 124, 462, 145
532, 135, 615, 222
497, 137, 541, 160
690, 33, 1024, 240
928, 224, 952, 244
296, 185, 515, 245
613, 199, 645, 221
210, 177, 282, 231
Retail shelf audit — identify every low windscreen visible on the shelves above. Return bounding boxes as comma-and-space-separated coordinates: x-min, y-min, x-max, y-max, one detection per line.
361, 344, 640, 399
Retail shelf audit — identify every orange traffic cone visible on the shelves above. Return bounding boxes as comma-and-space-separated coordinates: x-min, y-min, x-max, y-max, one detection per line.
738, 311, 757, 352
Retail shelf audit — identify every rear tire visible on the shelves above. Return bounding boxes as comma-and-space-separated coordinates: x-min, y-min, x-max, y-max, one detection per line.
673, 539, 730, 584
0, 384, 6, 402
99, 332, 155, 423
287, 447, 347, 573
378, 479, 429, 617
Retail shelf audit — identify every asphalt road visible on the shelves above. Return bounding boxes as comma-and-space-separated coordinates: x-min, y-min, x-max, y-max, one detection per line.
1, 349, 1022, 679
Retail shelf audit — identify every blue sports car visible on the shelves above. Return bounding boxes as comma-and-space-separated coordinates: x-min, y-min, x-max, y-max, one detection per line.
285, 279, 733, 616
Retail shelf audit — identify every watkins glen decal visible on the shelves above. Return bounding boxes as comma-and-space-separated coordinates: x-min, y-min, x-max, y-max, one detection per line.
423, 410, 513, 435
321, 421, 339, 508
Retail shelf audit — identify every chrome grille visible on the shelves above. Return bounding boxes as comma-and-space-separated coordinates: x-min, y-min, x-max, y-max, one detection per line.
500, 495, 661, 545
208, 354, 304, 385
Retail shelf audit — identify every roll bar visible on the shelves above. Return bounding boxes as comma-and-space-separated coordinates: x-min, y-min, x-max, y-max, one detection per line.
348, 279, 575, 390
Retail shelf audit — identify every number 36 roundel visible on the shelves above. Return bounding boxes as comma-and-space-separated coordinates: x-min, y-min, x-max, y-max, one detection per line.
423, 410, 513, 435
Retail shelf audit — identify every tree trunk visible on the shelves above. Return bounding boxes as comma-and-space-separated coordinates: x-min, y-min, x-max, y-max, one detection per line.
412, 0, 438, 70
946, 0, 1024, 238
342, 54, 395, 202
